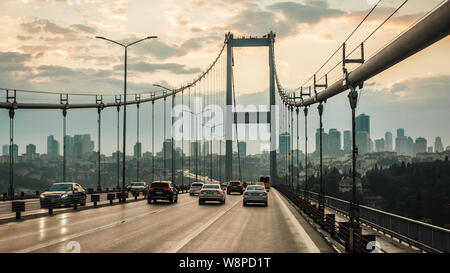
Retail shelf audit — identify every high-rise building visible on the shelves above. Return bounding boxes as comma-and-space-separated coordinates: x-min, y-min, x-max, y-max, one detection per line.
202, 141, 210, 156
356, 114, 370, 135
134, 142, 142, 158
414, 137, 427, 155
396, 136, 408, 155
428, 146, 433, 153
328, 129, 341, 153
397, 128, 405, 138
406, 137, 414, 157
385, 132, 393, 151
26, 144, 36, 155
163, 139, 173, 158
238, 141, 247, 157
73, 134, 94, 158
190, 141, 200, 158
47, 135, 60, 156
315, 128, 329, 155
375, 138, 385, 152
2, 144, 8, 156
356, 131, 369, 155
279, 132, 290, 155
343, 130, 351, 151
435, 137, 444, 153
64, 135, 74, 157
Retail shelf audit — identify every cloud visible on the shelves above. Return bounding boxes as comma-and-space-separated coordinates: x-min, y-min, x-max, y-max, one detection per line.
100, 0, 132, 21
115, 62, 202, 75
70, 24, 97, 34
20, 18, 79, 41
0, 52, 32, 63
267, 1, 344, 25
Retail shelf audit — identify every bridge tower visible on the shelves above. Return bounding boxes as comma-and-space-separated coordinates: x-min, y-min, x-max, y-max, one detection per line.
224, 32, 277, 183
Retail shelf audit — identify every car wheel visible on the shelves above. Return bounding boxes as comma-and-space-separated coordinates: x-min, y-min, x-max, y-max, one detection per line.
264, 202, 268, 207
199, 200, 203, 205
175, 194, 178, 203
243, 202, 247, 206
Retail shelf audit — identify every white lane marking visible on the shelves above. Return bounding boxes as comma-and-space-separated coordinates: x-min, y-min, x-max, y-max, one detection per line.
167, 198, 241, 253
273, 190, 321, 253
14, 199, 197, 253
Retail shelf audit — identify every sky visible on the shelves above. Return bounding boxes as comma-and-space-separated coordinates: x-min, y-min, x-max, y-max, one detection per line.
0, 0, 449, 156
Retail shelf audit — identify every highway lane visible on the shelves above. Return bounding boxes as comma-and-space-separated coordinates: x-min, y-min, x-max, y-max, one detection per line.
0, 189, 334, 253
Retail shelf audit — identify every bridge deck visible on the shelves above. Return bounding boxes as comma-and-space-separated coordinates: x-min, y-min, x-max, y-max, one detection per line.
0, 189, 333, 253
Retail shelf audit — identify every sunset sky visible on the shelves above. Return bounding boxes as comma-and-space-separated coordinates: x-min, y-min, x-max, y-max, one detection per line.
0, 0, 449, 155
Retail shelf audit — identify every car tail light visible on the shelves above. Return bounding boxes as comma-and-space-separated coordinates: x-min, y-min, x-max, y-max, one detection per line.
149, 187, 155, 191
164, 188, 171, 191
200, 190, 203, 194
218, 190, 222, 194
244, 192, 248, 195
190, 186, 193, 189
227, 184, 231, 187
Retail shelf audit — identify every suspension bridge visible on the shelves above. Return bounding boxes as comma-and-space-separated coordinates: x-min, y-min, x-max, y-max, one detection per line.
0, 0, 449, 253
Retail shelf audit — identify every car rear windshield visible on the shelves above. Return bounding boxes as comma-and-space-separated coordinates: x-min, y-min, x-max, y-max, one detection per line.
203, 184, 220, 189
230, 182, 241, 186
49, 184, 73, 191
131, 182, 145, 186
247, 186, 265, 191
192, 183, 203, 187
151, 183, 169, 188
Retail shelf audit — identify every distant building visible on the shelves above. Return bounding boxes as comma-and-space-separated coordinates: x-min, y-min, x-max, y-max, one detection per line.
407, 137, 414, 157
328, 129, 341, 153
11, 144, 18, 157
355, 114, 370, 135
396, 135, 408, 156
202, 141, 210, 156
343, 130, 351, 151
64, 136, 74, 157
238, 141, 247, 157
163, 139, 173, 158
356, 131, 369, 155
47, 135, 60, 156
375, 138, 385, 152
385, 132, 393, 152
428, 146, 433, 153
397, 128, 405, 138
134, 142, 142, 158
26, 144, 36, 155
435, 137, 444, 153
414, 137, 427, 155
2, 144, 9, 156
72, 134, 94, 158
279, 132, 290, 155
190, 141, 200, 158
315, 128, 329, 155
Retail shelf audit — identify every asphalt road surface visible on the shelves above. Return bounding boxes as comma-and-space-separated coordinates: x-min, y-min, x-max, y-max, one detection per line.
0, 188, 334, 253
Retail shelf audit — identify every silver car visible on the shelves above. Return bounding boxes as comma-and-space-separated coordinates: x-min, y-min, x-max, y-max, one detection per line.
189, 182, 204, 196
243, 185, 268, 207
199, 184, 226, 205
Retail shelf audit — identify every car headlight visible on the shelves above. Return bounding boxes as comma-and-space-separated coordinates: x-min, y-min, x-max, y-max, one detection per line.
61, 193, 69, 198
40, 194, 45, 199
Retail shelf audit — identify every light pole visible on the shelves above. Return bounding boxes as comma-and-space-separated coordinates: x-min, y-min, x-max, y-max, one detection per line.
97, 35, 157, 202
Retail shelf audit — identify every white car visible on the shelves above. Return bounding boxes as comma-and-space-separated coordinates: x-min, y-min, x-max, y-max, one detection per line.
243, 185, 268, 207
189, 182, 204, 196
199, 184, 226, 205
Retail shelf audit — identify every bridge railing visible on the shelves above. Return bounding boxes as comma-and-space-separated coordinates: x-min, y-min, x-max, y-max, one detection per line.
306, 191, 450, 253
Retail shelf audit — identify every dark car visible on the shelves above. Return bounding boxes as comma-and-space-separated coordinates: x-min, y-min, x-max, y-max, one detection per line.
147, 181, 179, 204
40, 182, 86, 208
227, 181, 243, 195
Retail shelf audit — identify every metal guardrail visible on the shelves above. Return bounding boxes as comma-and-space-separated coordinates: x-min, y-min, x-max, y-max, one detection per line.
307, 191, 450, 253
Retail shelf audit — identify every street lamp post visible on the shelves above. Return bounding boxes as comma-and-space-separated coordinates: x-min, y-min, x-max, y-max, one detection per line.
97, 35, 157, 202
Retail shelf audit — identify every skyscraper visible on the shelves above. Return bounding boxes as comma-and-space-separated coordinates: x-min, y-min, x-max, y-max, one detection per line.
396, 136, 408, 155
343, 130, 351, 152
64, 135, 74, 157
406, 137, 414, 157
279, 132, 290, 155
375, 138, 385, 152
355, 114, 370, 135
2, 144, 8, 156
73, 134, 94, 157
315, 128, 329, 155
435, 137, 444, 153
26, 144, 36, 155
47, 135, 60, 156
134, 142, 142, 158
163, 139, 173, 158
414, 137, 427, 155
238, 141, 247, 157
190, 141, 200, 158
385, 132, 393, 151
397, 128, 405, 138
328, 128, 341, 153
355, 131, 369, 155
